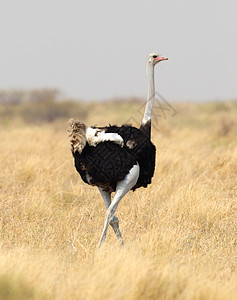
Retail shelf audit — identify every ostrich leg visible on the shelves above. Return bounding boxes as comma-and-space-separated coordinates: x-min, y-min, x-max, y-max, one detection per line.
98, 163, 140, 248
98, 188, 124, 245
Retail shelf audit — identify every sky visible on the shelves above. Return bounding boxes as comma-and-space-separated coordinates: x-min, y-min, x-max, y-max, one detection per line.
0, 0, 237, 101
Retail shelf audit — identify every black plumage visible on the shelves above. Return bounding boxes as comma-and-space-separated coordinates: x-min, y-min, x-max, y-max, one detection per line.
68, 52, 168, 247
72, 124, 156, 193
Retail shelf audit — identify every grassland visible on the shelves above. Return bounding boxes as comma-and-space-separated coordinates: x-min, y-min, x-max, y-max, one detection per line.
0, 99, 237, 299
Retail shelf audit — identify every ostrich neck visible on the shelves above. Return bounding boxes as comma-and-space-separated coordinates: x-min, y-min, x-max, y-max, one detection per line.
142, 63, 155, 125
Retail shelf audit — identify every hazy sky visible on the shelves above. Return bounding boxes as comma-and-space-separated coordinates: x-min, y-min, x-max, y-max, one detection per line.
0, 0, 236, 101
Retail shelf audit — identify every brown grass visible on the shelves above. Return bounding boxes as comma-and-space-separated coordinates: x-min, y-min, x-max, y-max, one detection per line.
0, 100, 237, 299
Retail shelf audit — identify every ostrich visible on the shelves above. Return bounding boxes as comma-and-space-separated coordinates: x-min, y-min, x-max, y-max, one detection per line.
68, 53, 168, 247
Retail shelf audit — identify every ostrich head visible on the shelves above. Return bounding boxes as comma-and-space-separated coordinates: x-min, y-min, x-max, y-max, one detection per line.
148, 52, 168, 65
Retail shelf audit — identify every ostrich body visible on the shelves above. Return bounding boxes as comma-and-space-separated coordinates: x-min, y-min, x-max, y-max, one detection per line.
68, 53, 168, 247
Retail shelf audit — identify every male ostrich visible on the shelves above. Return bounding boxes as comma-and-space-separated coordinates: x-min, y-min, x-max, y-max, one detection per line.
68, 53, 168, 247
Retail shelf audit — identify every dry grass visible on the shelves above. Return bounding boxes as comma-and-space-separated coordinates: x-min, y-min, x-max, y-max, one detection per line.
0, 100, 237, 299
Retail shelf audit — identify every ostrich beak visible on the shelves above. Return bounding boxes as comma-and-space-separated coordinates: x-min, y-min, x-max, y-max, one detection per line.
155, 56, 168, 62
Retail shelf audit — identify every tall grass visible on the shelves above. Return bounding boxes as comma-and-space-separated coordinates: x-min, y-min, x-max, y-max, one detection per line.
0, 99, 237, 299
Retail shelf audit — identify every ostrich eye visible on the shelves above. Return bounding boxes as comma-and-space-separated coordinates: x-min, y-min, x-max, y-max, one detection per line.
153, 55, 157, 58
